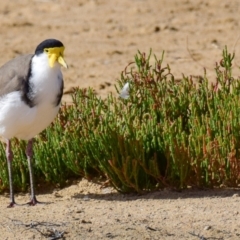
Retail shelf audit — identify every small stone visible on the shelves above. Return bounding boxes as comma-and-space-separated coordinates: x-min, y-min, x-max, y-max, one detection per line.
232, 193, 239, 198
154, 26, 160, 32
81, 219, 92, 224
83, 195, 90, 201
204, 225, 211, 231
54, 192, 62, 198
99, 84, 105, 89
102, 187, 112, 194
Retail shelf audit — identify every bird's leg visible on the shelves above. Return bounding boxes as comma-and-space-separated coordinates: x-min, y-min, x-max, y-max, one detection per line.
25, 139, 40, 205
6, 139, 17, 208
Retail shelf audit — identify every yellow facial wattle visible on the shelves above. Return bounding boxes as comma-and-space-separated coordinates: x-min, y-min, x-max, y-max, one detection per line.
45, 46, 68, 68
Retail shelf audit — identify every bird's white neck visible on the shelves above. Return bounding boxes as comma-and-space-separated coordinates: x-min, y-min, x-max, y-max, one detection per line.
29, 54, 63, 106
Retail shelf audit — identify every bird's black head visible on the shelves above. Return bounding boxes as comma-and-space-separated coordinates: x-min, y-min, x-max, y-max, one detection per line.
35, 39, 64, 55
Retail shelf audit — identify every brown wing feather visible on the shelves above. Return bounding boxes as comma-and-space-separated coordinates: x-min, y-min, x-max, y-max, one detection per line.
0, 54, 33, 97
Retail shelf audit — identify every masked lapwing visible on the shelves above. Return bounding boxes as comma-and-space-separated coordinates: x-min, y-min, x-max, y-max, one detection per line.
0, 39, 67, 207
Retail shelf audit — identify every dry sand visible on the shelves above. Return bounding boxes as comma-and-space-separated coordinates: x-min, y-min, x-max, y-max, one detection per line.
0, 0, 240, 239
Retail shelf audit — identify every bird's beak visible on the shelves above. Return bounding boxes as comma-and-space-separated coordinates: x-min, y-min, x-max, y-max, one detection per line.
57, 55, 68, 68
48, 47, 68, 68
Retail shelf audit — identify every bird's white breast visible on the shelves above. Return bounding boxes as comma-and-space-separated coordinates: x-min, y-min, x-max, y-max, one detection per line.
0, 54, 63, 140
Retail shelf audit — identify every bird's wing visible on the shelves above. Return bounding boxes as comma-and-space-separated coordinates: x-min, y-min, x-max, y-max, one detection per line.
0, 54, 33, 97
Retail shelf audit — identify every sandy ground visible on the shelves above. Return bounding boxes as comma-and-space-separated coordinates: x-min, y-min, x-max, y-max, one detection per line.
0, 0, 240, 239
0, 180, 240, 240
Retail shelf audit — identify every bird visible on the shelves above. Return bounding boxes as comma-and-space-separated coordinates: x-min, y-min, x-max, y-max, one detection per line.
0, 39, 67, 207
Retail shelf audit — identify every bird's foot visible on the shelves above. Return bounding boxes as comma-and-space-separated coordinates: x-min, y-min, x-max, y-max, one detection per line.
7, 201, 19, 208
26, 196, 41, 206
25, 196, 43, 206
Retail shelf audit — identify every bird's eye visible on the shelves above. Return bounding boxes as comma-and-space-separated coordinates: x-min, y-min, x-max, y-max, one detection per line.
45, 49, 49, 53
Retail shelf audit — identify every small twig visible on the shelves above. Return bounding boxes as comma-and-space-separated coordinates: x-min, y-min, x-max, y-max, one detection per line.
146, 226, 157, 231
188, 231, 224, 240
188, 231, 207, 240
47, 229, 65, 240
5, 217, 67, 239
22, 225, 48, 237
